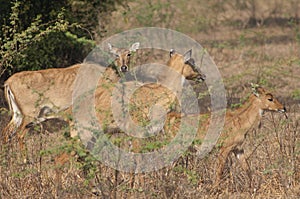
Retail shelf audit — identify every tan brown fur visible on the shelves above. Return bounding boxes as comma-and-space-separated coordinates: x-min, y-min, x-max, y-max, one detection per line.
1, 42, 140, 146
126, 49, 205, 133
166, 49, 204, 81
163, 85, 286, 184
92, 49, 205, 136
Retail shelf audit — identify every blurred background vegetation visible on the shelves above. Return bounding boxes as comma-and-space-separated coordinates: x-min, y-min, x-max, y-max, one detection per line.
1, 0, 299, 83
0, 0, 127, 83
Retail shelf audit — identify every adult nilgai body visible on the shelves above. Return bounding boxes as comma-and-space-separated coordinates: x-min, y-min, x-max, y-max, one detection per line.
2, 42, 140, 144
164, 84, 286, 184
94, 48, 206, 136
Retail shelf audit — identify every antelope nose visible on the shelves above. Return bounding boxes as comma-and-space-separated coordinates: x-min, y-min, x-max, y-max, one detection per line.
279, 107, 286, 113
121, 65, 128, 72
198, 74, 206, 81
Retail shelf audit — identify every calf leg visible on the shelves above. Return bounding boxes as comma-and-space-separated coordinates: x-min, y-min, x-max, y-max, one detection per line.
215, 145, 235, 185
233, 148, 251, 182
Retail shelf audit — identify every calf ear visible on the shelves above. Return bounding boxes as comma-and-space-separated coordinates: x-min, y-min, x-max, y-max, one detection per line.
108, 43, 113, 51
129, 42, 140, 52
108, 43, 118, 56
251, 83, 265, 97
183, 49, 192, 63
251, 83, 260, 97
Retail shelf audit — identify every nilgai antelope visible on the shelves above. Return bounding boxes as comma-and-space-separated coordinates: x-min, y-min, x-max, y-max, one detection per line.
164, 84, 286, 184
128, 49, 206, 134
94, 48, 206, 159
93, 48, 206, 189
94, 48, 206, 136
168, 49, 205, 82
1, 42, 140, 145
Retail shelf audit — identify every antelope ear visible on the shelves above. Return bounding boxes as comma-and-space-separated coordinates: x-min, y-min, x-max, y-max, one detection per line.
251, 83, 259, 97
108, 43, 113, 51
251, 83, 265, 97
108, 43, 118, 55
183, 49, 192, 63
129, 42, 140, 52
169, 49, 175, 57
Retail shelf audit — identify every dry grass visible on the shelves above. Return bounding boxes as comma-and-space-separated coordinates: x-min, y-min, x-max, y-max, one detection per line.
1, 0, 300, 198
1, 107, 299, 198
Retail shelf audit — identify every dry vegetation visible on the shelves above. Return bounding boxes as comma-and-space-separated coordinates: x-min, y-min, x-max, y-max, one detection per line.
1, 0, 300, 198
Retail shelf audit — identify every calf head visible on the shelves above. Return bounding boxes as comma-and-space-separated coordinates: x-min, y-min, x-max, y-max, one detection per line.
108, 42, 140, 72
251, 83, 286, 114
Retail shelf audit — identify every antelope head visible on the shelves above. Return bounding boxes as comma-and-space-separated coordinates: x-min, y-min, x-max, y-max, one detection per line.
108, 42, 140, 72
251, 83, 286, 114
168, 49, 206, 82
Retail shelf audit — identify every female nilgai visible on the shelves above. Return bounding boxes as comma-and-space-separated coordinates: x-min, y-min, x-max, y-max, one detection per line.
2, 42, 140, 144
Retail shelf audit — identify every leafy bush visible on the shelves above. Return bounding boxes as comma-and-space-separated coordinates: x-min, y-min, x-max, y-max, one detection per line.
0, 0, 126, 82
0, 1, 94, 80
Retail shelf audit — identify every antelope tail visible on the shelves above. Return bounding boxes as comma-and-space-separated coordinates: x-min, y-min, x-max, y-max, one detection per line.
2, 84, 23, 141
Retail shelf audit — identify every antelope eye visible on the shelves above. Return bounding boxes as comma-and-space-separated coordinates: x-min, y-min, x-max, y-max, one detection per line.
127, 53, 131, 57
268, 98, 273, 102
